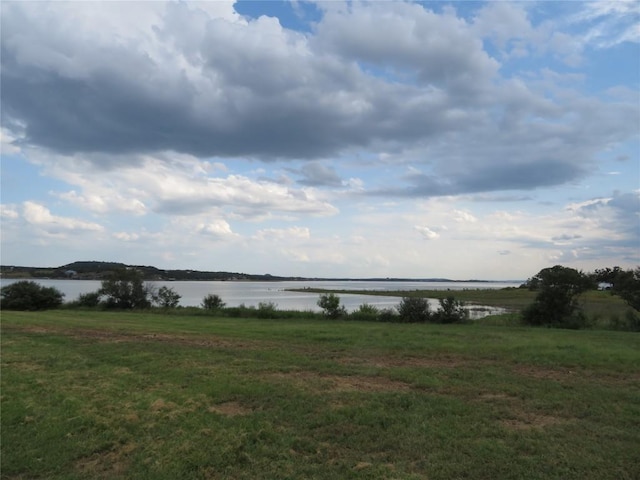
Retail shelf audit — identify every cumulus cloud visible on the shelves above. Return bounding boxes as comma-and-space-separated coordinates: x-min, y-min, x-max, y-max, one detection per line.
0, 1, 637, 277
315, 1, 499, 93
196, 219, 236, 239
1, 0, 635, 200
22, 201, 104, 234
25, 152, 338, 220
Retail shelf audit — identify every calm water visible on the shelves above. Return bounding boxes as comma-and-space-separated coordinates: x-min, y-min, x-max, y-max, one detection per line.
0, 279, 520, 318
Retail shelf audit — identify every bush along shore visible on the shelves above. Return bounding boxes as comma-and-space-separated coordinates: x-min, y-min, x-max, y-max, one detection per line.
1, 265, 639, 330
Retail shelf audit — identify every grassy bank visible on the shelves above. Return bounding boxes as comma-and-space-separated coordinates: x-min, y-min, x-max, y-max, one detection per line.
2, 310, 639, 479
288, 287, 633, 325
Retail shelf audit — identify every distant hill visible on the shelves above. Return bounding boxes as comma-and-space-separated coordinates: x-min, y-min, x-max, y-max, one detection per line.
0, 261, 302, 282
0, 261, 496, 283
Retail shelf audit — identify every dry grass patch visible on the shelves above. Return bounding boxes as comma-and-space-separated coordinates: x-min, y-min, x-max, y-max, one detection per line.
268, 370, 412, 393
74, 442, 136, 479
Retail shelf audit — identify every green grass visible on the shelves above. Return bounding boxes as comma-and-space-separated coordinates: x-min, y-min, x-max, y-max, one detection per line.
2, 310, 639, 479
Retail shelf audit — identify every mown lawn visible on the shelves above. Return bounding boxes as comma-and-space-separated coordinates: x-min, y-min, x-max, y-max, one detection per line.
2, 310, 639, 479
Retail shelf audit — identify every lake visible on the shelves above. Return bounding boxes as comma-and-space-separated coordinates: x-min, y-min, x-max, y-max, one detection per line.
0, 279, 521, 318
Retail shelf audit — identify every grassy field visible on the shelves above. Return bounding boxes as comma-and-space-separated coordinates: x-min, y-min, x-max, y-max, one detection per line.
2, 310, 639, 479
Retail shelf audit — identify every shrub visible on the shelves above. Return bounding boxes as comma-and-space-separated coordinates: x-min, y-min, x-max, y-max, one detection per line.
317, 293, 346, 319
1, 281, 65, 310
202, 293, 225, 310
154, 286, 181, 308
225, 306, 245, 317
74, 291, 102, 308
433, 296, 469, 324
610, 310, 640, 332
257, 301, 278, 319
350, 303, 380, 322
397, 296, 431, 323
378, 308, 399, 323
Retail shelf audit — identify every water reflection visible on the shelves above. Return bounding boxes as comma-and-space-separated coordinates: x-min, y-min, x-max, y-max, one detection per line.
0, 279, 515, 318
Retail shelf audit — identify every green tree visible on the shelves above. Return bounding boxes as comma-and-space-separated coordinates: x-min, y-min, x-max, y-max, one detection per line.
202, 293, 225, 310
522, 265, 592, 328
397, 296, 431, 323
317, 293, 346, 319
595, 266, 640, 311
99, 269, 151, 309
154, 286, 181, 308
0, 280, 65, 310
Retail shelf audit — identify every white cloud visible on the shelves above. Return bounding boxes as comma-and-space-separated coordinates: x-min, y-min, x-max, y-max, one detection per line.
113, 232, 140, 242
57, 190, 147, 216
573, 0, 640, 48
22, 201, 103, 233
26, 152, 338, 220
414, 225, 440, 240
0, 204, 19, 219
254, 227, 311, 241
196, 219, 236, 239
0, 128, 21, 155
453, 209, 478, 223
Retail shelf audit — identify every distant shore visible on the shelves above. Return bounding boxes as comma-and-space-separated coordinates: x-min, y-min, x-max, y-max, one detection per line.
0, 261, 521, 283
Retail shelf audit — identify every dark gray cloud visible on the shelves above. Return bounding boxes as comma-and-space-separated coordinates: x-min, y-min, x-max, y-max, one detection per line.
585, 192, 640, 247
295, 162, 343, 187
376, 159, 587, 197
1, 1, 637, 197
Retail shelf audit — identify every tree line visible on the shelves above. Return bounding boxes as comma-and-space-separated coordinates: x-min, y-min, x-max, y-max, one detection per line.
2, 265, 638, 330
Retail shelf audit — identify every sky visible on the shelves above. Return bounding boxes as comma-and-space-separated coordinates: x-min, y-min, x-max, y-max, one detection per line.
1, 0, 638, 280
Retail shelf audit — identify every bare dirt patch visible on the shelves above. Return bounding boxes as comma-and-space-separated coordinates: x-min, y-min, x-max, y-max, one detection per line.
476, 392, 517, 401
338, 354, 493, 370
4, 324, 264, 351
150, 398, 178, 413
208, 401, 252, 417
511, 365, 640, 386
500, 413, 566, 431
268, 371, 412, 393
74, 442, 136, 478
512, 365, 578, 382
